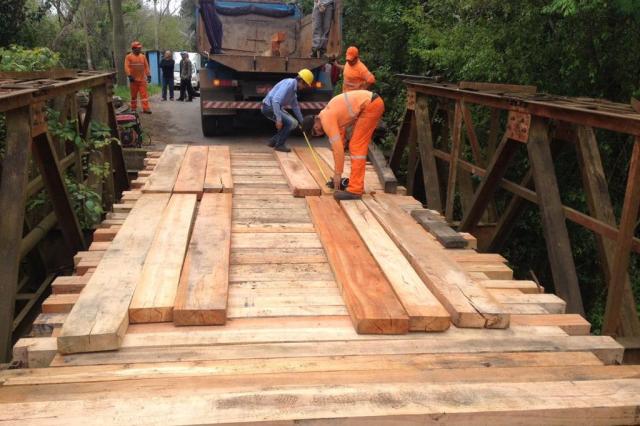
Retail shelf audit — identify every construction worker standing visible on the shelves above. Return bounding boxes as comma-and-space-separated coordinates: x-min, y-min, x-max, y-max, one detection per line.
302, 90, 384, 200
311, 0, 334, 58
261, 69, 314, 152
124, 41, 152, 114
334, 46, 376, 93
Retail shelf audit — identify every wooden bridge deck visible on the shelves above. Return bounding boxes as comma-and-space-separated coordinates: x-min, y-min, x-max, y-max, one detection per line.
2, 145, 639, 425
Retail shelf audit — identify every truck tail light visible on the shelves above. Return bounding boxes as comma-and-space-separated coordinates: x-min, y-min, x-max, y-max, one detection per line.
213, 79, 238, 87
315, 81, 323, 89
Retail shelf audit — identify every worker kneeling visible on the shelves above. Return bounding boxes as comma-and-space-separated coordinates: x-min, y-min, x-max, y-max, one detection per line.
302, 90, 384, 200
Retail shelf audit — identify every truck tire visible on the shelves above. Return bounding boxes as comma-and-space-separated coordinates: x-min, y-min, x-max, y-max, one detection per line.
201, 115, 233, 137
202, 115, 217, 137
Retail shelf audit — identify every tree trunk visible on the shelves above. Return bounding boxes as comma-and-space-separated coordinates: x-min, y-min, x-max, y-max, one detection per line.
111, 0, 127, 86
82, 3, 93, 70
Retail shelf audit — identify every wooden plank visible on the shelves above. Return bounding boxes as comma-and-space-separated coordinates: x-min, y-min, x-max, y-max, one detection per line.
511, 314, 591, 335
232, 223, 315, 233
367, 142, 398, 193
172, 146, 208, 199
411, 209, 468, 248
174, 193, 232, 326
274, 150, 321, 197
1, 351, 605, 386
204, 146, 233, 193
232, 167, 283, 176
479, 280, 541, 294
603, 139, 640, 335
341, 200, 450, 332
232, 175, 288, 185
233, 208, 310, 223
129, 194, 197, 323
462, 262, 514, 280
233, 196, 306, 209
307, 197, 409, 334
51, 274, 93, 294
142, 145, 187, 193
228, 305, 348, 319
48, 331, 623, 366
91, 226, 119, 242
527, 117, 584, 315
365, 194, 509, 329
229, 263, 334, 282
293, 146, 334, 195
42, 294, 79, 314
231, 248, 327, 265
492, 293, 567, 314
31, 313, 67, 337
88, 241, 110, 251
57, 193, 171, 354
231, 233, 322, 249
233, 185, 292, 195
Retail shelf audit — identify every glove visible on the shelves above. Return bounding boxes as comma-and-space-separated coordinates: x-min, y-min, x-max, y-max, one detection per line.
326, 177, 349, 190
127, 75, 135, 83
146, 75, 151, 83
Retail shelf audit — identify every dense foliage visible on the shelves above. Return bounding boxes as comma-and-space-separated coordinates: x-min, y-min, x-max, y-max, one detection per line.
341, 0, 640, 328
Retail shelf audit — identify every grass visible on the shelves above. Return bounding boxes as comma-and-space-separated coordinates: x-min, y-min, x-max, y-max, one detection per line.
114, 84, 162, 101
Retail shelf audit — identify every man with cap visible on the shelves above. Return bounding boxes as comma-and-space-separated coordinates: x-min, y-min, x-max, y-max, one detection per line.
124, 41, 152, 114
301, 90, 384, 200
334, 46, 376, 93
261, 69, 314, 152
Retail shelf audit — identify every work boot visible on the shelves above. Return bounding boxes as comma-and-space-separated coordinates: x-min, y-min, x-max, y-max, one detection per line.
319, 49, 326, 58
333, 190, 361, 201
274, 144, 291, 153
267, 138, 277, 148
143, 110, 152, 114
310, 48, 317, 58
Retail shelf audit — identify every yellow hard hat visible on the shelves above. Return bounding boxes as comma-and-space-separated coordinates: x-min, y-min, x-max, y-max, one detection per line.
298, 69, 314, 86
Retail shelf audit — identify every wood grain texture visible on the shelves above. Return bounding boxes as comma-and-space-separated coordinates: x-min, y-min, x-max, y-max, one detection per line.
174, 193, 232, 326
293, 146, 334, 195
342, 200, 450, 332
307, 196, 409, 334
365, 194, 509, 329
204, 146, 233, 193
57, 194, 171, 354
274, 150, 321, 197
142, 145, 187, 193
129, 194, 197, 323
173, 146, 208, 199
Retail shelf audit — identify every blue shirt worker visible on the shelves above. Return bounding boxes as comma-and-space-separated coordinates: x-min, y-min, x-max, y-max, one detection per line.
261, 69, 314, 152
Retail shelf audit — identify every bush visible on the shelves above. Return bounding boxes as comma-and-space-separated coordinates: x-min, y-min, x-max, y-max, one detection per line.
0, 45, 61, 72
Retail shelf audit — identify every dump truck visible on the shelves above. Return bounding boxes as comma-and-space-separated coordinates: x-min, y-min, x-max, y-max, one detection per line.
197, 0, 342, 136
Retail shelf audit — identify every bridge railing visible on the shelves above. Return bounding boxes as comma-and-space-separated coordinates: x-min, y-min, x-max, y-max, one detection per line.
389, 77, 640, 337
0, 70, 129, 362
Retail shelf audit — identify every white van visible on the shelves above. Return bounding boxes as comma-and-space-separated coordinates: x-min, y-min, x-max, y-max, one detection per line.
173, 52, 200, 90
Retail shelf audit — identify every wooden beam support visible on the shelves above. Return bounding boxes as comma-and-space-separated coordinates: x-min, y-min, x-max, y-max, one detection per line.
445, 101, 463, 221
459, 135, 518, 233
90, 85, 115, 210
107, 98, 129, 196
415, 94, 442, 211
389, 108, 412, 171
602, 138, 640, 335
31, 132, 86, 253
0, 106, 31, 362
367, 143, 397, 194
575, 126, 640, 336
526, 117, 584, 315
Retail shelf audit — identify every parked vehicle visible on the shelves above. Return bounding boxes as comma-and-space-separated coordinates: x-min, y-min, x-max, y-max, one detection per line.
173, 52, 201, 91
196, 0, 343, 136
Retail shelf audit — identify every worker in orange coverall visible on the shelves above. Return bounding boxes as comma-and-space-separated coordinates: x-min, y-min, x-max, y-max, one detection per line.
334, 46, 376, 93
301, 90, 384, 200
124, 41, 152, 114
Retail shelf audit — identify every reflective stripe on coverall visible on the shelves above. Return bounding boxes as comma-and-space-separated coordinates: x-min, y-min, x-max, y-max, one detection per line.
319, 90, 385, 194
125, 53, 151, 111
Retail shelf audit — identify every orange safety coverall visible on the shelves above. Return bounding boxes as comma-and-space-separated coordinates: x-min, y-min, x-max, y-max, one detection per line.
124, 53, 151, 112
342, 60, 375, 93
319, 90, 385, 194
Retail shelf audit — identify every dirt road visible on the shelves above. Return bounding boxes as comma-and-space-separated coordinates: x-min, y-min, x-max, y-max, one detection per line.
139, 93, 311, 151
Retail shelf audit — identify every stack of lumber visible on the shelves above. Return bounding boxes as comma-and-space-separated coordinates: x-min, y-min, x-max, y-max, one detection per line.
142, 144, 233, 195
9, 145, 637, 424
